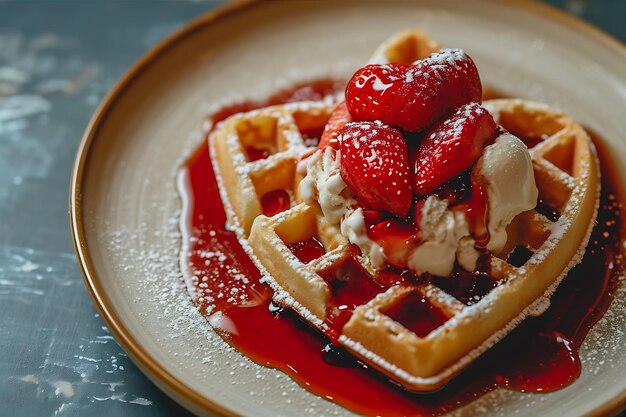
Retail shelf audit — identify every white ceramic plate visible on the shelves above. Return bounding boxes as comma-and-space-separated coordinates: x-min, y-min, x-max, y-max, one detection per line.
71, 1, 626, 416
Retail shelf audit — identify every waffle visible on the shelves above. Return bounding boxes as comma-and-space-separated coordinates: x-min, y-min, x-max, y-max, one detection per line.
211, 102, 336, 236
208, 34, 600, 391
368, 28, 441, 65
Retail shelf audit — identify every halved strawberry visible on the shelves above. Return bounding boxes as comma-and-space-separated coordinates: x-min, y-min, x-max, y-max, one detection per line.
345, 49, 482, 133
319, 101, 352, 150
412, 103, 497, 196
338, 121, 412, 215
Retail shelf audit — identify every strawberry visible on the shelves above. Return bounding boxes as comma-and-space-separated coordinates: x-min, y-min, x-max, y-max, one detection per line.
345, 49, 482, 132
338, 121, 412, 215
319, 102, 352, 150
412, 103, 497, 196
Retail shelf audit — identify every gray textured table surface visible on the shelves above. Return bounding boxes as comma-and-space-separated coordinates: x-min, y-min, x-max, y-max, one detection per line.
0, 1, 624, 417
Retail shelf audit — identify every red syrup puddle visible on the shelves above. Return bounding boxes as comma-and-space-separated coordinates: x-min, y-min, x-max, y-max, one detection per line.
288, 237, 325, 264
244, 145, 271, 162
298, 124, 326, 147
382, 291, 450, 338
177, 80, 624, 416
260, 189, 291, 217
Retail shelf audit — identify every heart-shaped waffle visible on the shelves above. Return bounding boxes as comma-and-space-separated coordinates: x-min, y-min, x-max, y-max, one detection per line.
209, 32, 599, 391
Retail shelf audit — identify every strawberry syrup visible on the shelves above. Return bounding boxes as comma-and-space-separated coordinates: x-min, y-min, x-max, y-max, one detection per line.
382, 291, 450, 338
260, 189, 291, 217
177, 80, 624, 416
288, 237, 325, 264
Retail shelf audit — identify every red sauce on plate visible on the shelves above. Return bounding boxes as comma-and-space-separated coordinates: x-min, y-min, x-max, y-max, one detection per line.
177, 80, 624, 416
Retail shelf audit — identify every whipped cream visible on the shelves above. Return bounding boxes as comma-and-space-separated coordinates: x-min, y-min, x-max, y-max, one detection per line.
408, 196, 479, 277
341, 208, 386, 269
299, 147, 353, 224
298, 131, 537, 277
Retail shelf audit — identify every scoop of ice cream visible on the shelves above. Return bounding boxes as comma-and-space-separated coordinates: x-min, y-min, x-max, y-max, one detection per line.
475, 132, 538, 253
